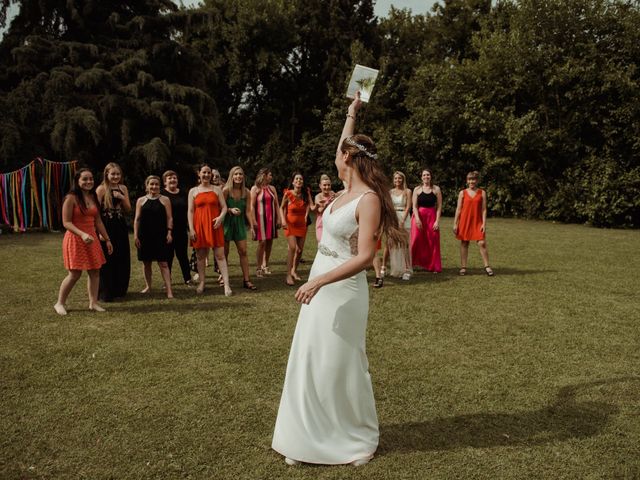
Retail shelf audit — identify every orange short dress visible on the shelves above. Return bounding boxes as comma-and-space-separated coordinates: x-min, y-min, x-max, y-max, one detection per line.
284, 189, 308, 238
456, 188, 485, 241
192, 189, 225, 248
62, 203, 106, 270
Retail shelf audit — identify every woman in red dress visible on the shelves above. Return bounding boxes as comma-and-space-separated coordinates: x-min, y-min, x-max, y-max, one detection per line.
281, 172, 313, 286
54, 168, 113, 315
453, 171, 494, 276
188, 164, 231, 295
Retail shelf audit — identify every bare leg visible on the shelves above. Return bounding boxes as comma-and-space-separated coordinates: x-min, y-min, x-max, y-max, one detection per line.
158, 261, 174, 298
236, 240, 250, 282
285, 236, 297, 285
196, 248, 209, 293
54, 269, 82, 315
372, 255, 382, 278
214, 246, 232, 295
460, 240, 470, 275
87, 269, 105, 311
256, 241, 266, 276
141, 261, 152, 293
264, 239, 273, 272
381, 242, 389, 276
292, 236, 305, 280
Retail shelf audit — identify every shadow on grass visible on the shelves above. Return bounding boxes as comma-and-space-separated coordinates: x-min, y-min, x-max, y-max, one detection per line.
104, 299, 256, 313
379, 378, 637, 453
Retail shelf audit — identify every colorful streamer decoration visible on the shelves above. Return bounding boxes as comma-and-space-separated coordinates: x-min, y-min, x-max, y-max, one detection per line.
0, 158, 77, 232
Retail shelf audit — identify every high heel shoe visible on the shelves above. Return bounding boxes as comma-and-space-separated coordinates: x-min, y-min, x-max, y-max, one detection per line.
243, 280, 257, 290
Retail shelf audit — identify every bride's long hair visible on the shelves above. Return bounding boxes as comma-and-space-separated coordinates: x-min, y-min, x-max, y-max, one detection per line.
340, 134, 406, 246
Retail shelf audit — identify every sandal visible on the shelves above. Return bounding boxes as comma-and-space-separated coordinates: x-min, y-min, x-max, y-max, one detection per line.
262, 266, 272, 275
484, 266, 495, 277
243, 280, 257, 290
380, 266, 386, 278
459, 268, 467, 276
256, 267, 264, 278
373, 277, 383, 289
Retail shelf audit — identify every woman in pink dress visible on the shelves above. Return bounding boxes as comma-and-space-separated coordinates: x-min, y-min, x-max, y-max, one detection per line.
410, 168, 442, 272
250, 168, 283, 277
312, 174, 335, 242
54, 168, 113, 315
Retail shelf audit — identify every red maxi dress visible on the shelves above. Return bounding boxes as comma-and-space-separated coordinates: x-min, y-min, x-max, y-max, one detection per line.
410, 190, 442, 272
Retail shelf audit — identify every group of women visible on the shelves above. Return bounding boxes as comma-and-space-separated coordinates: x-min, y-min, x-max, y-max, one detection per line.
52, 91, 495, 469
371, 167, 494, 288
53, 162, 493, 314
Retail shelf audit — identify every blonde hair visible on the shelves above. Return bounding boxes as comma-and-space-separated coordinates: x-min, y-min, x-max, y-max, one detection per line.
393, 171, 407, 190
254, 167, 271, 188
100, 162, 123, 210
145, 175, 161, 192
319, 174, 331, 185
224, 166, 248, 199
340, 134, 405, 246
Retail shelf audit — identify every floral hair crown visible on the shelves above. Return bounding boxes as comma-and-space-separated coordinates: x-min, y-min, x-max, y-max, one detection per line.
345, 136, 378, 160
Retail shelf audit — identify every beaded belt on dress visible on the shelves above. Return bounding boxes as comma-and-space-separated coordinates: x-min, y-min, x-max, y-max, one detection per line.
318, 243, 339, 258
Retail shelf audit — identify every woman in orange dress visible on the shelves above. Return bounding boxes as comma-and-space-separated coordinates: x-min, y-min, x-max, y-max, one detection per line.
188, 164, 231, 295
54, 168, 113, 315
281, 172, 312, 286
453, 170, 494, 276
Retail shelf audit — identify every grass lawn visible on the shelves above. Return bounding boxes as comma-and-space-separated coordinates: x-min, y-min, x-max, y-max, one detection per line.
1, 217, 639, 479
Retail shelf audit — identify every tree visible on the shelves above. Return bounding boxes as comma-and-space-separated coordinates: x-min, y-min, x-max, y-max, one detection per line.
0, 0, 226, 192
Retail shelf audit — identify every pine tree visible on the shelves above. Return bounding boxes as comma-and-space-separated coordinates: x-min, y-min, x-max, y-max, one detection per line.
0, 0, 226, 189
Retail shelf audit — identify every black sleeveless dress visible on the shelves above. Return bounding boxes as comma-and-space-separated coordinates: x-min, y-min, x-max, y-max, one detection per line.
99, 188, 130, 301
137, 197, 171, 262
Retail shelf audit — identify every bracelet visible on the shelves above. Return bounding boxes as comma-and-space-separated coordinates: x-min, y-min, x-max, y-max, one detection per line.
346, 113, 355, 119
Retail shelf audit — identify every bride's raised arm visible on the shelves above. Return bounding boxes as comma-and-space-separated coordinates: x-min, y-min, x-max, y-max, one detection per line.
336, 91, 363, 156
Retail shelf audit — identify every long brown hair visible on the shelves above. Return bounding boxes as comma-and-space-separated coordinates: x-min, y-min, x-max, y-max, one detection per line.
340, 134, 405, 246
68, 168, 98, 214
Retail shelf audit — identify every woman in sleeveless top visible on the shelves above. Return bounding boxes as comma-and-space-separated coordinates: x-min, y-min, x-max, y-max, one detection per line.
223, 166, 257, 290
133, 176, 174, 298
161, 170, 191, 285
453, 171, 494, 276
410, 168, 442, 272
250, 168, 282, 277
311, 174, 336, 242
188, 164, 232, 295
386, 171, 413, 279
54, 168, 112, 316
281, 173, 313, 286
96, 162, 131, 302
272, 92, 406, 466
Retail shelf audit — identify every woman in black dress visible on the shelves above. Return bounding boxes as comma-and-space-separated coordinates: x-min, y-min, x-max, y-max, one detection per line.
133, 176, 174, 298
162, 170, 191, 285
96, 162, 131, 302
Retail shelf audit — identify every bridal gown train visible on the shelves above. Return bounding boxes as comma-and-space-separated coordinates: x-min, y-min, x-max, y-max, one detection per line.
272, 191, 378, 465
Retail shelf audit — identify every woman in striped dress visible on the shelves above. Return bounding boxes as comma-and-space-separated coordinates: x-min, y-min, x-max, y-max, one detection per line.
250, 168, 283, 277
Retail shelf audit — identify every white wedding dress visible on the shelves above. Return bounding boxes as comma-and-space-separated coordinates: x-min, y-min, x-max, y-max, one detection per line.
272, 191, 379, 464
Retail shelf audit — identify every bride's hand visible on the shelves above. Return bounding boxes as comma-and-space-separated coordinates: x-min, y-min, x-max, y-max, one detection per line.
295, 280, 321, 304
348, 91, 363, 117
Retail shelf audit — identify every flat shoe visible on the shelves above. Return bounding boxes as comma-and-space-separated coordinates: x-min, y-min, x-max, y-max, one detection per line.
459, 268, 467, 276
484, 266, 495, 276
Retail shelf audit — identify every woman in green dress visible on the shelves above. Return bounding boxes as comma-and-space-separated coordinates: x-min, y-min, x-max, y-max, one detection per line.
223, 166, 257, 290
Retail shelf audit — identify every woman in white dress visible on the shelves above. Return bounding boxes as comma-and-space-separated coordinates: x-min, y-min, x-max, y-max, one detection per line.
272, 93, 406, 466
387, 171, 413, 279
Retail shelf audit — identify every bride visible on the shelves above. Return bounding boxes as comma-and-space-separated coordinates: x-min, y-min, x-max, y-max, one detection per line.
272, 92, 405, 466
